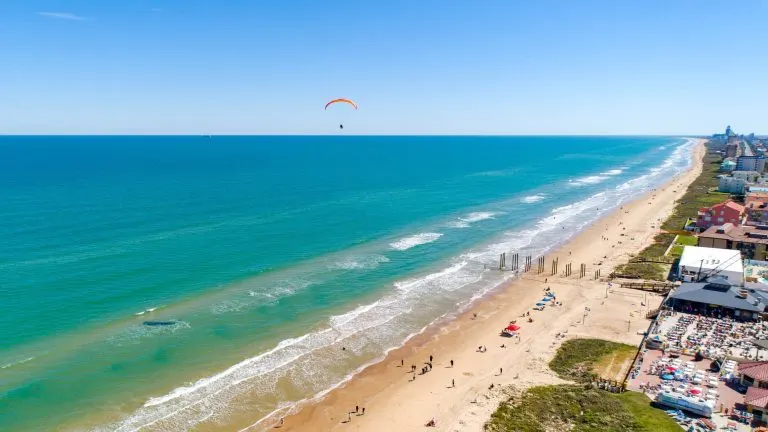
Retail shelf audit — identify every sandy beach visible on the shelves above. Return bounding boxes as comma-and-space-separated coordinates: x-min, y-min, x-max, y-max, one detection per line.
256, 140, 707, 432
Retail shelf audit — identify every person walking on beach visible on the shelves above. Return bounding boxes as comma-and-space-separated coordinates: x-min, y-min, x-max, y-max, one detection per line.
452, 379, 455, 388
401, 359, 403, 367
279, 417, 284, 426
499, 367, 503, 375
450, 359, 454, 367
355, 405, 359, 414
429, 354, 433, 362
362, 407, 365, 415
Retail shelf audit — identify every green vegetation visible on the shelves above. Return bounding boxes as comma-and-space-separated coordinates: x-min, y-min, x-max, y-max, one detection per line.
661, 149, 723, 231
668, 234, 698, 258
484, 385, 681, 432
485, 339, 678, 432
549, 339, 635, 382
676, 235, 698, 246
613, 144, 722, 280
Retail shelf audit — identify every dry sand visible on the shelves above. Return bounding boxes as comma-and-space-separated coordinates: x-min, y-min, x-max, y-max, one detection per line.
268, 140, 707, 432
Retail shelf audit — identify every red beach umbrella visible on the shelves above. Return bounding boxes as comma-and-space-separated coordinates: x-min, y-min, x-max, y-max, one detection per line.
506, 324, 521, 331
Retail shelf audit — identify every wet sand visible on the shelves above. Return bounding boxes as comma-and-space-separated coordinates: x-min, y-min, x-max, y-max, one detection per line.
246, 140, 707, 432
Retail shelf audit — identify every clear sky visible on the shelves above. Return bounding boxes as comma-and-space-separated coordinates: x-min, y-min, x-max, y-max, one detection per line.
1, 0, 766, 135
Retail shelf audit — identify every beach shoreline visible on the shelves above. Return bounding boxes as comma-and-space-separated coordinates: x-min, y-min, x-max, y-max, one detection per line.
249, 139, 708, 432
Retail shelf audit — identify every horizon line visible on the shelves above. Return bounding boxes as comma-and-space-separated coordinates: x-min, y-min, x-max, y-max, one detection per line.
0, 133, 708, 137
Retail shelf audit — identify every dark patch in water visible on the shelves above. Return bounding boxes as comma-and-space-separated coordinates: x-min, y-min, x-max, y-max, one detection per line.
142, 320, 176, 327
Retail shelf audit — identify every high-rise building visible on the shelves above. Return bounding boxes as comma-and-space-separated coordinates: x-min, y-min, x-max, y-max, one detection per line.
726, 125, 735, 137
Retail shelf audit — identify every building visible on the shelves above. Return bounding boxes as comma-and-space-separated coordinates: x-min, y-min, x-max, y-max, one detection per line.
696, 200, 745, 229
737, 156, 766, 173
718, 175, 748, 194
676, 246, 744, 284
739, 361, 768, 389
698, 224, 768, 260
720, 159, 737, 172
726, 143, 739, 158
744, 387, 768, 423
746, 200, 768, 226
666, 280, 766, 320
726, 125, 735, 137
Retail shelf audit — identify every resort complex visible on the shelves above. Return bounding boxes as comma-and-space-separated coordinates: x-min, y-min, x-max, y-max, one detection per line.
617, 129, 768, 431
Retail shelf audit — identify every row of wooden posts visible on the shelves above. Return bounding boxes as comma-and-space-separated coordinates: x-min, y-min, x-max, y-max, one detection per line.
496, 253, 602, 279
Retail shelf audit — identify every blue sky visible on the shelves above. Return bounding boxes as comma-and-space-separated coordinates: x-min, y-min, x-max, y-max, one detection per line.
0, 1, 766, 135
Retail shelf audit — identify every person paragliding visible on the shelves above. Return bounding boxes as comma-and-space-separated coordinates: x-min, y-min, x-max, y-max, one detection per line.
325, 98, 357, 131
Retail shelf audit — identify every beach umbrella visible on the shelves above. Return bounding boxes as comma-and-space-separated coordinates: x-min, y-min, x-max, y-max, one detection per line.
535, 303, 545, 307
541, 298, 551, 302
506, 324, 520, 331
661, 373, 675, 380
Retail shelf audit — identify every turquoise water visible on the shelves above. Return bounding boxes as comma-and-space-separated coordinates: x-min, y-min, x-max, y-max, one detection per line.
0, 136, 693, 431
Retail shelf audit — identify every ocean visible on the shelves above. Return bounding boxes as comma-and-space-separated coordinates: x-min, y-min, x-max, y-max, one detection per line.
0, 136, 694, 431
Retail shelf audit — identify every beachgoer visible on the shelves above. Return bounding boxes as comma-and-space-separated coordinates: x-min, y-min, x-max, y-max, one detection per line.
429, 354, 433, 362
280, 417, 284, 426
499, 367, 503, 375
339, 124, 344, 130
347, 413, 351, 422
355, 405, 359, 413
401, 359, 403, 367
450, 359, 454, 367
452, 379, 455, 387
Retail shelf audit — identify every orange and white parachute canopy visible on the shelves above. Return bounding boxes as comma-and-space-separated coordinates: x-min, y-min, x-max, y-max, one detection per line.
324, 98, 358, 110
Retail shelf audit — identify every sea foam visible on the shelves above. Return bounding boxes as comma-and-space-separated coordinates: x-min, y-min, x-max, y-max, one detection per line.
329, 254, 390, 270
521, 194, 546, 203
569, 175, 608, 186
389, 233, 443, 251
448, 212, 496, 228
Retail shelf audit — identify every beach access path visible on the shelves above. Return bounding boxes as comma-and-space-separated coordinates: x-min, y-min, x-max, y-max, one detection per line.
272, 140, 707, 432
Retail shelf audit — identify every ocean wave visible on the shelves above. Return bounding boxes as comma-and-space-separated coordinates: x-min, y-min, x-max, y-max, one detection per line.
447, 212, 496, 228
389, 233, 443, 251
1, 356, 35, 370
521, 194, 546, 203
135, 307, 160, 316
106, 320, 191, 347
108, 257, 485, 431
246, 279, 313, 303
393, 261, 468, 294
568, 175, 608, 186
328, 254, 390, 271
601, 169, 623, 176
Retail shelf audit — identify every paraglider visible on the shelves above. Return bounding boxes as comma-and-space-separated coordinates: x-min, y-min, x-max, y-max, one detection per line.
325, 98, 357, 130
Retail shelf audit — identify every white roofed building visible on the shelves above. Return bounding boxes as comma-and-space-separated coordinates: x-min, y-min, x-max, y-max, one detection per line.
677, 245, 744, 284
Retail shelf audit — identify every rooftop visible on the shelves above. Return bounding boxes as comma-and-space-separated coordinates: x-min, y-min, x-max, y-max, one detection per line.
678, 246, 744, 272
669, 281, 765, 312
745, 386, 768, 408
740, 361, 768, 382
700, 224, 768, 245
699, 200, 746, 214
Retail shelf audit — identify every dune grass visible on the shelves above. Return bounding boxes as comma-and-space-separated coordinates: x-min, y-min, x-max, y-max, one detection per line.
485, 385, 680, 432
485, 339, 679, 432
549, 339, 636, 383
